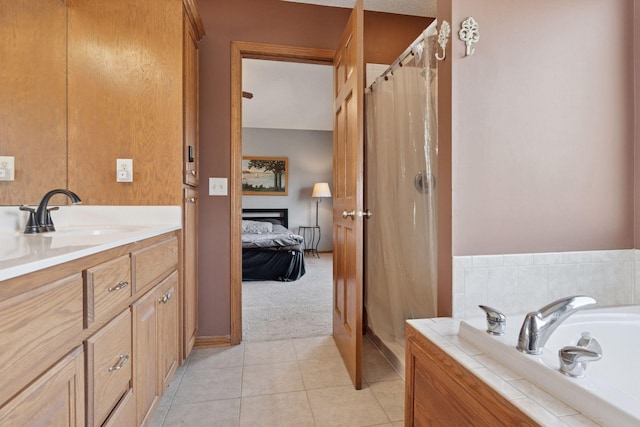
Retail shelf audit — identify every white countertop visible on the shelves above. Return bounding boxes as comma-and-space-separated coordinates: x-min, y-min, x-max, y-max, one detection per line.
0, 206, 181, 282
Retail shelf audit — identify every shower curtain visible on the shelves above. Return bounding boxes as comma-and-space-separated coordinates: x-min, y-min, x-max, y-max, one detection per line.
364, 24, 438, 360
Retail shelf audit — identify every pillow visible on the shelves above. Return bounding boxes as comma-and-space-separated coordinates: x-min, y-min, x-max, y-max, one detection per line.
242, 220, 273, 234
259, 218, 284, 225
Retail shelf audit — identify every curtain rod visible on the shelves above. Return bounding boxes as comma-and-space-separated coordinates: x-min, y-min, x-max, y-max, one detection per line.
367, 21, 437, 91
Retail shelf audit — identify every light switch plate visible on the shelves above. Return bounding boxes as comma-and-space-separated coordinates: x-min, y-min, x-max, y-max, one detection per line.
0, 156, 15, 181
116, 158, 133, 182
209, 177, 228, 196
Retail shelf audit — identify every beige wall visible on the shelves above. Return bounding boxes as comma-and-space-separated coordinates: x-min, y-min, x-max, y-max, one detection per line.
635, 3, 640, 247
449, 0, 635, 256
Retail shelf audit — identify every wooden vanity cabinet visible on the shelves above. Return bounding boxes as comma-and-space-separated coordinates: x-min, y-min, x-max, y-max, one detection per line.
0, 231, 181, 427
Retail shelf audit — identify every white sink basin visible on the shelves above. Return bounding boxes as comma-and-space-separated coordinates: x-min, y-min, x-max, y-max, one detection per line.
0, 237, 30, 261
41, 226, 145, 237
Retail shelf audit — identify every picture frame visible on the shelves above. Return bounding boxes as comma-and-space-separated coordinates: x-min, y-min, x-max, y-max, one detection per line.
242, 156, 288, 196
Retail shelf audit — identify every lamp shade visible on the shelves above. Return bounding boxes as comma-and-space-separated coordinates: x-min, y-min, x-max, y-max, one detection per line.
312, 182, 332, 198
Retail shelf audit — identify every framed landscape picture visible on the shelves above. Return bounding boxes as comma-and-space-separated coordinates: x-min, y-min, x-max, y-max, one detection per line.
242, 156, 288, 196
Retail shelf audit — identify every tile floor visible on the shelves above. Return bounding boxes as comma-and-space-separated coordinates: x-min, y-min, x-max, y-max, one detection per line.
151, 336, 405, 427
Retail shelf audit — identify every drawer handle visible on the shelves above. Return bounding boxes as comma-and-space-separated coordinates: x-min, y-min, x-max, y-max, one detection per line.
108, 354, 129, 372
107, 281, 129, 292
158, 292, 173, 304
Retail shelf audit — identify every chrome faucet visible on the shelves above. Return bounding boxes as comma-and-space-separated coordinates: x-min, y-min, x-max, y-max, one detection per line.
19, 189, 82, 234
516, 295, 596, 354
559, 332, 602, 378
478, 305, 507, 335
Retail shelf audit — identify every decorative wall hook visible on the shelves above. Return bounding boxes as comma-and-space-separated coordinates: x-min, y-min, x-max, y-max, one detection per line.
435, 20, 450, 61
458, 17, 479, 56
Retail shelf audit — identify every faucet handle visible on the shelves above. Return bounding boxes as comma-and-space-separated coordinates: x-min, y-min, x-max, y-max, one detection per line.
19, 206, 39, 234
559, 345, 602, 378
478, 305, 506, 335
576, 332, 602, 354
43, 206, 59, 232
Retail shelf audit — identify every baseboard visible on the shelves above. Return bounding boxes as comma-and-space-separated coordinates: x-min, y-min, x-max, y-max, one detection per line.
365, 326, 405, 380
194, 335, 231, 349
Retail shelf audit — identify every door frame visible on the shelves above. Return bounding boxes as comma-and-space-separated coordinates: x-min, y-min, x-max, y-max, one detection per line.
229, 41, 335, 345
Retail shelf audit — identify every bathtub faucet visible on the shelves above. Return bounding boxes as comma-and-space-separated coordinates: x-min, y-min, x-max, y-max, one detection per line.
517, 295, 597, 355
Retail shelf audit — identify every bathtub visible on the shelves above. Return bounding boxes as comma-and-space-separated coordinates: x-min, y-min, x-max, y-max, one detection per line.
458, 305, 640, 427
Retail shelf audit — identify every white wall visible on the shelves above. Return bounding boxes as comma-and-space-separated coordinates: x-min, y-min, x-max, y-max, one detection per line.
242, 127, 334, 252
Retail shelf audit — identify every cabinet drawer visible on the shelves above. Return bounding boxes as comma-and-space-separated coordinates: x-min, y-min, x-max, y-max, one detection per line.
0, 274, 83, 405
102, 388, 135, 427
85, 255, 131, 327
86, 309, 132, 427
132, 236, 178, 294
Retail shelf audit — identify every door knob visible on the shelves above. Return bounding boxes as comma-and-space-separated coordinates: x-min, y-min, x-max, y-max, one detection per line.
342, 210, 356, 219
358, 209, 372, 219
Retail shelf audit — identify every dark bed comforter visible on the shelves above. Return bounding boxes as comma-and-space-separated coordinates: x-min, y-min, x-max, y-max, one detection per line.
242, 223, 306, 281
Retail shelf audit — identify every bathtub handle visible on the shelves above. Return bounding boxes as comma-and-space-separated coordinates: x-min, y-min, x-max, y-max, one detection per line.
576, 332, 602, 354
559, 345, 602, 378
478, 305, 506, 336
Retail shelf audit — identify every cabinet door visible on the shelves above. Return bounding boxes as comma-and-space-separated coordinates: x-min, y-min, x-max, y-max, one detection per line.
158, 271, 179, 391
132, 287, 159, 426
183, 188, 198, 359
183, 10, 199, 187
0, 347, 84, 427
0, 273, 83, 405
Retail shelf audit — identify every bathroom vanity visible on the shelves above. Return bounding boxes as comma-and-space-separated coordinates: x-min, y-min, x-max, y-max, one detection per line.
0, 226, 182, 426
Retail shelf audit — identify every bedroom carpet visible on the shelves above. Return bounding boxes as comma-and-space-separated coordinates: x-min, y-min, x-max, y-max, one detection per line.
242, 253, 333, 342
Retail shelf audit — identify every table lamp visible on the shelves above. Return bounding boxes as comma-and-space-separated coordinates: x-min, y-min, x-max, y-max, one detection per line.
312, 182, 332, 226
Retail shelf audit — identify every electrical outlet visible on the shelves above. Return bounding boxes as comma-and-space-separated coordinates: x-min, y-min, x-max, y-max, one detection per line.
209, 177, 228, 196
0, 156, 15, 181
116, 158, 133, 183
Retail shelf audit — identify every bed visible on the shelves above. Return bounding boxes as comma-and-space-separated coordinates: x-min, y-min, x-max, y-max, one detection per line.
242, 208, 306, 281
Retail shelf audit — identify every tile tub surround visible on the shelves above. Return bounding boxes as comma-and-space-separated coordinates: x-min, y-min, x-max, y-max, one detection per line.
453, 250, 639, 318
408, 318, 600, 426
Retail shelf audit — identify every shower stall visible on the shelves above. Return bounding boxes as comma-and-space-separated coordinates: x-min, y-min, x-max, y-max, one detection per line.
364, 23, 438, 368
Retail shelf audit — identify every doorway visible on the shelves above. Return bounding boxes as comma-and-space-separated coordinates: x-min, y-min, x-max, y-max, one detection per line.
240, 58, 334, 341
230, 42, 336, 345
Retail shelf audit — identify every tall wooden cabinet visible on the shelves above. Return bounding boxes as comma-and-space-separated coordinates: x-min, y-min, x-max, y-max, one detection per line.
183, 188, 199, 357
182, 0, 204, 359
